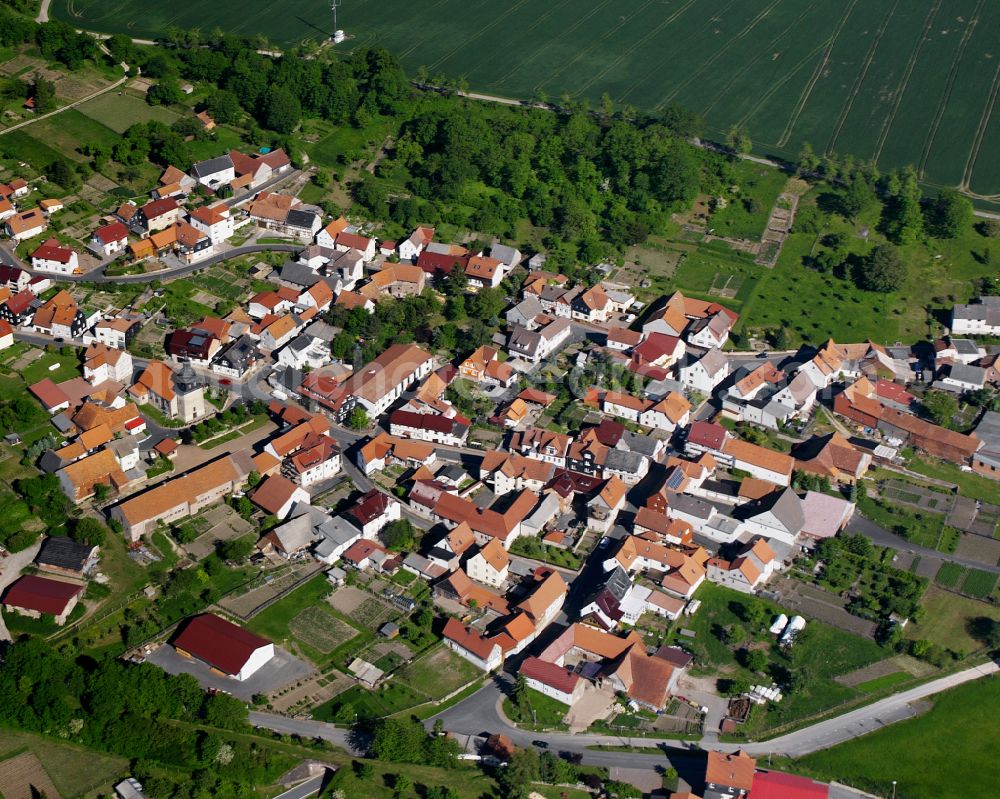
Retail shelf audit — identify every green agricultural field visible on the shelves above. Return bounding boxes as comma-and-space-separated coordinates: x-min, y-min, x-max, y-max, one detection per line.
796, 677, 1000, 799
55, 0, 1000, 194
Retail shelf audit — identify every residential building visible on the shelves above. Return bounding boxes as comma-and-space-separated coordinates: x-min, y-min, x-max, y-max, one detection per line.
56, 448, 130, 503
30, 238, 78, 274
299, 343, 434, 420
679, 348, 731, 395
91, 221, 130, 257
166, 329, 222, 363
971, 410, 1000, 481
951, 295, 1000, 336
389, 409, 470, 446
520, 657, 585, 706
188, 203, 234, 245
707, 539, 778, 594
442, 618, 504, 672
704, 750, 756, 799
4, 208, 47, 242
89, 317, 140, 350
465, 255, 505, 289
466, 538, 510, 588
250, 474, 310, 520
190, 154, 235, 189
345, 489, 401, 539
31, 289, 87, 339
398, 226, 435, 262
137, 197, 180, 232
83, 343, 133, 385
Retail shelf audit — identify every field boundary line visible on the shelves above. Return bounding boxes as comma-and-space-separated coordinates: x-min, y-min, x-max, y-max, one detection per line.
537, 0, 666, 95
652, 0, 782, 109
960, 58, 1000, 191
424, 0, 535, 73
394, 0, 454, 60
775, 0, 859, 147
697, 1, 820, 118
487, 0, 615, 89
917, 0, 985, 179
734, 39, 830, 137
872, 0, 942, 165
616, 0, 741, 106
825, 0, 901, 157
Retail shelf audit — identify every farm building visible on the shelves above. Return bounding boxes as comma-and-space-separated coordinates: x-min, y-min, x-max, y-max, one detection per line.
171, 613, 275, 681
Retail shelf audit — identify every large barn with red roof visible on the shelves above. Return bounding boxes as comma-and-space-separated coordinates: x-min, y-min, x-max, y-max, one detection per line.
172, 613, 275, 681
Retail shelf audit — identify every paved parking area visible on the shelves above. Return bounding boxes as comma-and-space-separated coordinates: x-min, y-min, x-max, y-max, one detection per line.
147, 643, 315, 700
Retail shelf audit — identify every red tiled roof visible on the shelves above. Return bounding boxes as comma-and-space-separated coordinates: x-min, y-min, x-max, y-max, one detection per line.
520, 656, 580, 694
749, 770, 829, 799
3, 574, 81, 615
94, 221, 129, 244
172, 613, 271, 675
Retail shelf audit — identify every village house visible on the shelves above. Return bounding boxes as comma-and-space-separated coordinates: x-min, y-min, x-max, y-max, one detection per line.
299, 343, 434, 421
83, 343, 133, 385
466, 538, 510, 588
188, 203, 234, 245
190, 154, 235, 190
951, 295, 1000, 337
398, 225, 435, 262
389, 409, 470, 446
707, 538, 779, 594
90, 221, 130, 257
32, 290, 89, 339
136, 198, 181, 232
5, 208, 47, 243
30, 238, 79, 274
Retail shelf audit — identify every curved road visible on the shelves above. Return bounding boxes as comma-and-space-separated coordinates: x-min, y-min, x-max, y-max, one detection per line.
247, 659, 996, 767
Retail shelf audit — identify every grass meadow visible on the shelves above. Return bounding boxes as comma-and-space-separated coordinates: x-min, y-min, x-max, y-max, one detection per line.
796, 676, 1000, 799
54, 0, 1000, 195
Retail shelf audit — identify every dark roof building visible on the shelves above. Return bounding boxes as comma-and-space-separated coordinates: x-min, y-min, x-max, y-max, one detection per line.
35, 537, 99, 576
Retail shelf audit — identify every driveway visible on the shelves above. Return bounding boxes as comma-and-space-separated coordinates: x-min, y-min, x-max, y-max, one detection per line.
0, 540, 43, 641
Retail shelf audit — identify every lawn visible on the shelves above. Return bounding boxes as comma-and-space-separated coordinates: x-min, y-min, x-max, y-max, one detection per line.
322, 756, 495, 799
906, 457, 1000, 505
504, 687, 570, 729
396, 645, 482, 701
0, 728, 127, 798
246, 574, 365, 665
709, 161, 787, 240
21, 350, 81, 385
796, 676, 1000, 799
738, 182, 1000, 345
54, 0, 1000, 194
905, 585, 1000, 653
682, 583, 888, 736
24, 110, 120, 163
856, 671, 911, 693
76, 90, 182, 134
313, 682, 428, 723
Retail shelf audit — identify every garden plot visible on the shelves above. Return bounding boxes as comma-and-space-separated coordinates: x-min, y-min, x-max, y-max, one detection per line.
289, 607, 358, 655
0, 752, 62, 799
954, 534, 1000, 568
881, 480, 954, 514
217, 562, 322, 619
947, 496, 1000, 538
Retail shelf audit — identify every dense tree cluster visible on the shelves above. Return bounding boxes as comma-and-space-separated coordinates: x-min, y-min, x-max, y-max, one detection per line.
0, 638, 289, 797
364, 717, 461, 767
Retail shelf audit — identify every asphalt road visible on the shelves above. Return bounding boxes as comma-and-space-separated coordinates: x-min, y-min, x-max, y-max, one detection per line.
430, 660, 999, 761
272, 773, 327, 799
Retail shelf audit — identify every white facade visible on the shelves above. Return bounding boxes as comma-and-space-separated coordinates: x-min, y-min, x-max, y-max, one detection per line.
296, 451, 342, 487
680, 351, 731, 395
31, 250, 78, 274
236, 643, 275, 680
466, 552, 508, 588
443, 637, 502, 672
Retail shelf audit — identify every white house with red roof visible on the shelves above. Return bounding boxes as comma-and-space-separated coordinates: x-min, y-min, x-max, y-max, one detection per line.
345, 489, 401, 539
90, 221, 130, 257
172, 613, 275, 681
520, 656, 585, 706
188, 203, 234, 245
398, 226, 435, 262
30, 238, 78, 275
